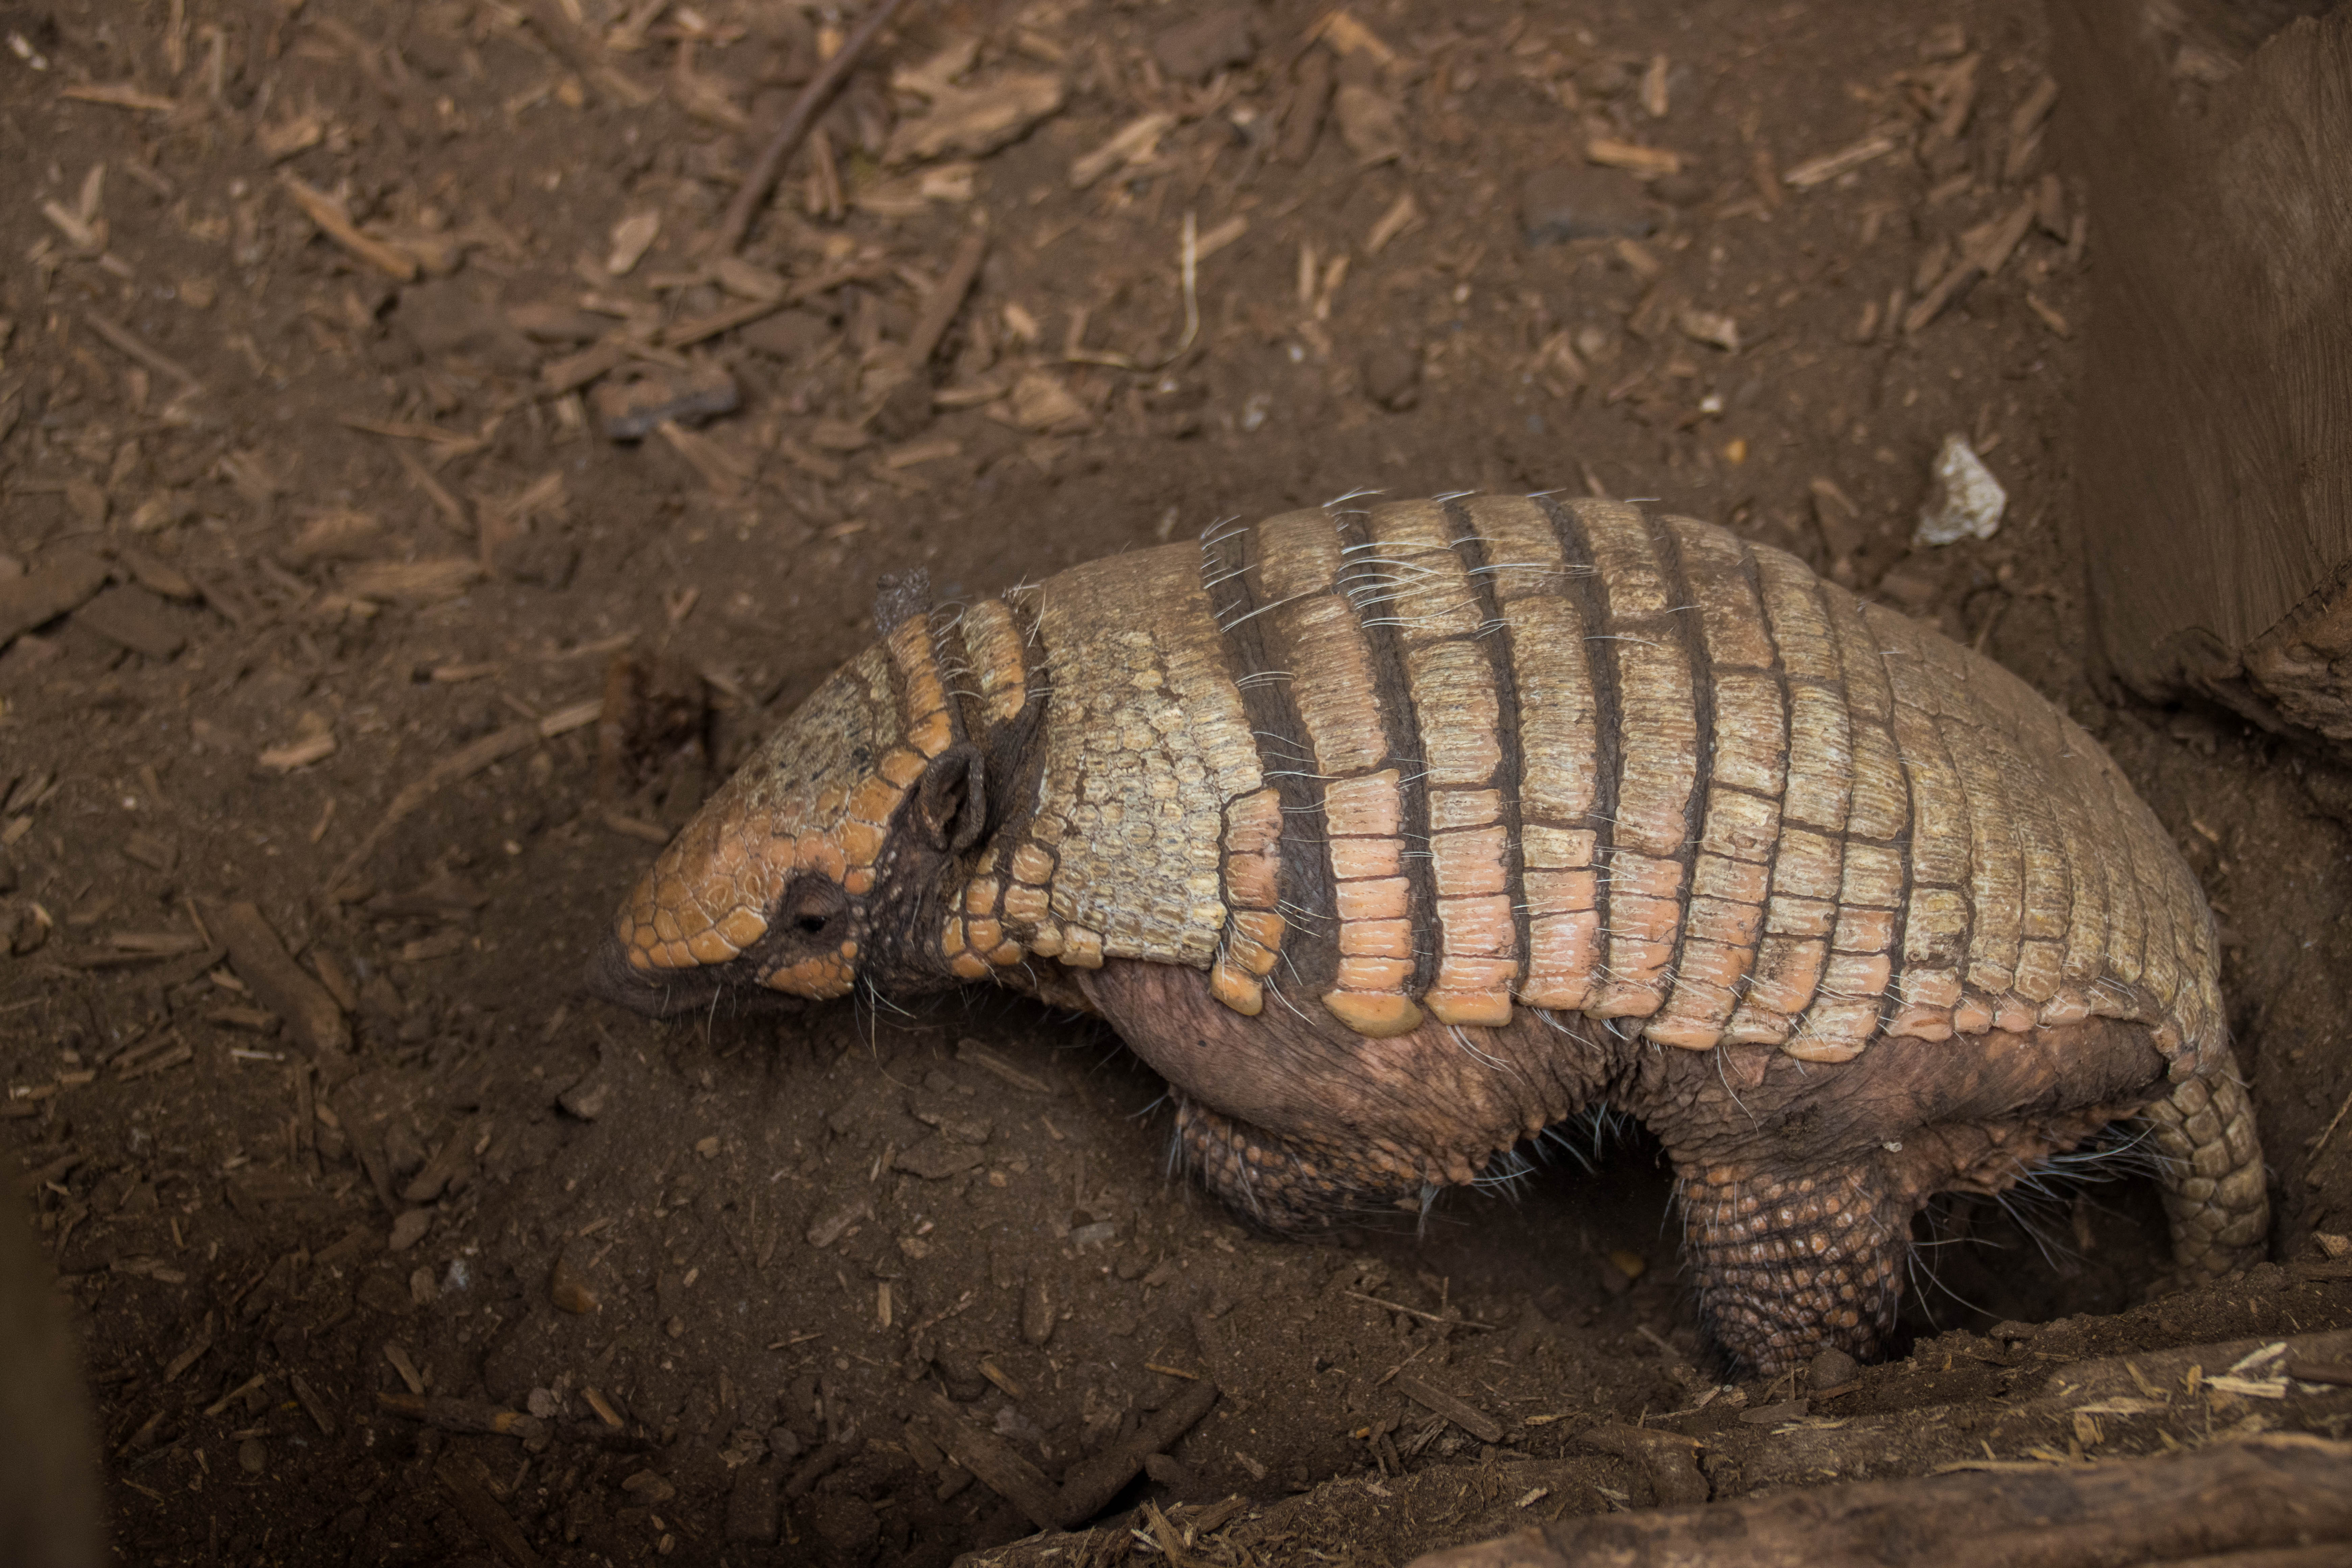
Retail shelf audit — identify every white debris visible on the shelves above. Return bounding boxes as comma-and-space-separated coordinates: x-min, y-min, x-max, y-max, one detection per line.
1914, 433, 2006, 546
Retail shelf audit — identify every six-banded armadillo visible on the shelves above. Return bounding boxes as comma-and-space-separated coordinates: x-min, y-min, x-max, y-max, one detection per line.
589, 494, 2269, 1372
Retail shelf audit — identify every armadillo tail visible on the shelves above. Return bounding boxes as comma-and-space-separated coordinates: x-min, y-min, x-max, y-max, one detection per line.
2146, 1040, 2269, 1279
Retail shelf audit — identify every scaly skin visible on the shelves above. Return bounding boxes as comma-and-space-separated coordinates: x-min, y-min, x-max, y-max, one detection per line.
589, 496, 2271, 1374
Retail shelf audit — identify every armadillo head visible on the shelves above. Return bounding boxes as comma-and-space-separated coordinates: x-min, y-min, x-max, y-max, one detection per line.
586, 605, 988, 1019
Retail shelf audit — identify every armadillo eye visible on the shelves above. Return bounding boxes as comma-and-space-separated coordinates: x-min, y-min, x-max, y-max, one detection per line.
780, 874, 849, 942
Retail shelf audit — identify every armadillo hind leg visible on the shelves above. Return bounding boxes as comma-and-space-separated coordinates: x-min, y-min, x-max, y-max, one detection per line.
1174, 1098, 1426, 1231
2145, 1045, 2270, 1279
1678, 1156, 1909, 1375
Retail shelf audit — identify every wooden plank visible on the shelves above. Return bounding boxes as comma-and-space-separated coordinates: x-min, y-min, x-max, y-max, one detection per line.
1408, 1435, 2352, 1568
2056, 1, 2352, 736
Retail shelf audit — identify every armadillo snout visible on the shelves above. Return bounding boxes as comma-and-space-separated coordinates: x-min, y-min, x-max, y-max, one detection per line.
583, 929, 730, 1019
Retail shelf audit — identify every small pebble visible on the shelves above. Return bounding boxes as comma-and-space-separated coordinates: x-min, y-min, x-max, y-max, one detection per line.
387, 1209, 432, 1253
1808, 1346, 1858, 1390
1519, 166, 1656, 244
238, 1437, 266, 1475
550, 1256, 600, 1316
1915, 432, 2006, 546
557, 1072, 609, 1121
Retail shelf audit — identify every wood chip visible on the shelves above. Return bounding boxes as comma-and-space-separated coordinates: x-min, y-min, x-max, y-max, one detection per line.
336, 414, 484, 448
76, 584, 185, 659
162, 1314, 214, 1382
2024, 291, 2071, 338
902, 227, 991, 370
1056, 1377, 1218, 1522
1679, 307, 1741, 353
541, 338, 632, 395
341, 558, 484, 604
435, 1452, 544, 1568
1784, 132, 1902, 190
2009, 76, 2059, 146
1071, 113, 1175, 189
400, 1117, 485, 1205
1317, 9, 1396, 64
655, 420, 752, 498
59, 82, 178, 113
203, 1372, 267, 1418
606, 211, 661, 276
289, 1373, 336, 1436
1195, 214, 1249, 262
1395, 1372, 1503, 1444
927, 1394, 1070, 1531
380, 1391, 544, 1439
1, 548, 112, 648
886, 69, 1067, 164
259, 731, 337, 773
1366, 193, 1421, 255
114, 546, 199, 602
954, 1039, 1055, 1094
382, 1341, 426, 1396
280, 174, 419, 281
1586, 138, 1684, 177
1905, 198, 2037, 334
882, 438, 962, 470
211, 901, 349, 1057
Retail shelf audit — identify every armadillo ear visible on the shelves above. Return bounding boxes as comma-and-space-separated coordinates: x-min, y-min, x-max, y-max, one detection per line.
916, 743, 988, 855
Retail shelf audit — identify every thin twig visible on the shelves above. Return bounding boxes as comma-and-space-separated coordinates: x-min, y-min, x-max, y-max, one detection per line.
902, 225, 990, 369
82, 311, 201, 387
1342, 1289, 1499, 1330
717, 0, 911, 254
2313, 1082, 2352, 1158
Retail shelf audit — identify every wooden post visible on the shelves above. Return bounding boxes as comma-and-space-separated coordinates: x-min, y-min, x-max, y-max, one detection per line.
2053, 0, 2352, 736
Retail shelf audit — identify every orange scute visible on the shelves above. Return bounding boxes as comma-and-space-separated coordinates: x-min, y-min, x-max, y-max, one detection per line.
847, 776, 902, 825
1323, 991, 1424, 1037
907, 710, 955, 757
763, 954, 854, 999
795, 832, 849, 882
839, 818, 887, 865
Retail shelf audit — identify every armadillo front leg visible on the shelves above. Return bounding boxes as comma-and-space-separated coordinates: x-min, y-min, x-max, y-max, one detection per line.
1175, 1098, 1426, 1231
1677, 1156, 1909, 1373
2147, 1046, 2268, 1279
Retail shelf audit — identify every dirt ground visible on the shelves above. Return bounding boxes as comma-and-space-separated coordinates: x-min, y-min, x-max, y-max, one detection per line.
5, 0, 2352, 1564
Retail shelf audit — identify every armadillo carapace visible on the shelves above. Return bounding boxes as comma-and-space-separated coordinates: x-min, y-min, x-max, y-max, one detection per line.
590, 495, 2269, 1372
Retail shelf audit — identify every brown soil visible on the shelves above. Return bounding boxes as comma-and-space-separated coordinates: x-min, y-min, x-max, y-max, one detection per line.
3, 1, 2350, 1565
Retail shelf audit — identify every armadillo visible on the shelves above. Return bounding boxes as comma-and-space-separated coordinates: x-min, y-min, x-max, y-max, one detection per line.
589, 495, 2269, 1372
